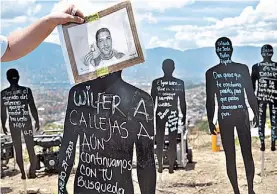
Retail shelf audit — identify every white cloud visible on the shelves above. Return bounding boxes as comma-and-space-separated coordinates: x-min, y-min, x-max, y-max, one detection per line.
147, 36, 182, 50
51, 0, 117, 16
50, 0, 194, 27
27, 4, 42, 16
51, 0, 194, 15
1, 0, 41, 18
44, 28, 60, 45
203, 17, 218, 23
158, 0, 277, 50
136, 12, 158, 24
132, 0, 194, 12
1, 16, 38, 28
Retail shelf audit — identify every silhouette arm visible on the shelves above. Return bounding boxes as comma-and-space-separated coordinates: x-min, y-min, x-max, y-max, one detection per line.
27, 88, 39, 124
1, 92, 7, 132
58, 89, 78, 194
205, 70, 216, 134
134, 95, 156, 194
251, 65, 258, 92
150, 80, 158, 106
179, 81, 187, 123
244, 66, 259, 117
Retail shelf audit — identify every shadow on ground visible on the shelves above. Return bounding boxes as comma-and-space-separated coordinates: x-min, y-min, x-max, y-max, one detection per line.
0, 187, 13, 194
184, 161, 197, 171
1, 169, 20, 178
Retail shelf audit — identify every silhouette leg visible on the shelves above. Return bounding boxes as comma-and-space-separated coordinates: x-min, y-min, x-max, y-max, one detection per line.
168, 129, 177, 173
236, 115, 255, 194
10, 128, 26, 179
155, 119, 166, 173
23, 128, 37, 178
258, 101, 267, 151
269, 103, 276, 151
219, 121, 240, 194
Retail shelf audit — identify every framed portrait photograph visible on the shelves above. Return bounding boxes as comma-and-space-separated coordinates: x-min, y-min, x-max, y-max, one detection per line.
60, 0, 144, 83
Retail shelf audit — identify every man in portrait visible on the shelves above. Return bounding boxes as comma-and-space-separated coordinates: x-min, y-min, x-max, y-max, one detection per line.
84, 28, 125, 68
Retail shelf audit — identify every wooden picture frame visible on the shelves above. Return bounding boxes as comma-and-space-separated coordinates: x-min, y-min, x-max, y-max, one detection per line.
61, 0, 144, 84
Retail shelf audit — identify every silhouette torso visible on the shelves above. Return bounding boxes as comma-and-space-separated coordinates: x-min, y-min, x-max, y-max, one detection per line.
1, 86, 33, 128
206, 63, 251, 119
59, 75, 155, 194
152, 77, 184, 120
252, 62, 277, 103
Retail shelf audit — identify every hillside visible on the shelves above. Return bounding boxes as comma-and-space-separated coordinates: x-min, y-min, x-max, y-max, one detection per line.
1, 42, 276, 88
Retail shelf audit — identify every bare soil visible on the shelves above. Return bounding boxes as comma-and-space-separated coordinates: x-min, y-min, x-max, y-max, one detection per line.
1, 133, 276, 194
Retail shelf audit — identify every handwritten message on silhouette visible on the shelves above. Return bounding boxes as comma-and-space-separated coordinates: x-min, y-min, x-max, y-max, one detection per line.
251, 44, 277, 151
1, 69, 39, 179
151, 59, 186, 174
205, 37, 258, 194
58, 73, 156, 194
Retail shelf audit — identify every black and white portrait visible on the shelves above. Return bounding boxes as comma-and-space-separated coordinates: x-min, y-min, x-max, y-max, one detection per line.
83, 27, 125, 67
67, 7, 139, 75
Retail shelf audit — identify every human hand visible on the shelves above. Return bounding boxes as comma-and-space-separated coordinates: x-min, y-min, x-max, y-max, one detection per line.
35, 122, 40, 132
209, 122, 217, 135
84, 43, 98, 66
48, 4, 85, 25
252, 115, 258, 128
181, 117, 186, 126
58, 189, 68, 194
90, 43, 99, 58
2, 126, 8, 135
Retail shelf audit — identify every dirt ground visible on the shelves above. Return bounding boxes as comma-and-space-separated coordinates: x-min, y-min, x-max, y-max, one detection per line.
1, 133, 276, 194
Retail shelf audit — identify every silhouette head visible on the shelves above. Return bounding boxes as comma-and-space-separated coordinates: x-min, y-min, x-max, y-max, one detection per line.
261, 44, 273, 61
215, 37, 233, 64
96, 28, 112, 57
7, 68, 19, 85
162, 59, 175, 77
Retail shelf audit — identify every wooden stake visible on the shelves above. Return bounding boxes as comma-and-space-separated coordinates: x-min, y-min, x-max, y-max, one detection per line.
22, 179, 27, 194
261, 151, 265, 177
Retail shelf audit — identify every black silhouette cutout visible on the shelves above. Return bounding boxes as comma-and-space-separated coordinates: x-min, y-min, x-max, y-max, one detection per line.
251, 44, 277, 151
205, 37, 258, 194
151, 59, 186, 174
57, 71, 156, 194
1, 69, 40, 179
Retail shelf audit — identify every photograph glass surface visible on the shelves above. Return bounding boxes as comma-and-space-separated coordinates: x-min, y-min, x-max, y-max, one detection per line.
67, 8, 138, 76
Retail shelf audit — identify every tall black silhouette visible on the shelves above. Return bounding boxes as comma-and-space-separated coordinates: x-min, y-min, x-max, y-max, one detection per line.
205, 37, 258, 194
1, 69, 39, 179
57, 71, 156, 194
251, 44, 277, 151
151, 59, 186, 174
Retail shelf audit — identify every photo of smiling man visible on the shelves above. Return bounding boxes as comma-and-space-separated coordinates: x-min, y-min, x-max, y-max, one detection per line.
84, 28, 125, 68
65, 7, 140, 78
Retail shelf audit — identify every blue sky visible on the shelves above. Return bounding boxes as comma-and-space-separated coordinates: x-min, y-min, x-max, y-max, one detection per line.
1, 0, 276, 50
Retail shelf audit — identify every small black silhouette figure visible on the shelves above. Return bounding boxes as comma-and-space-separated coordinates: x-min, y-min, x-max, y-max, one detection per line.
251, 44, 277, 151
151, 59, 186, 174
1, 69, 40, 179
58, 71, 156, 194
205, 37, 258, 194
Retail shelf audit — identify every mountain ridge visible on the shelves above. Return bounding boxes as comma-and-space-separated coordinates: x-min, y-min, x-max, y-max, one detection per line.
1, 42, 275, 89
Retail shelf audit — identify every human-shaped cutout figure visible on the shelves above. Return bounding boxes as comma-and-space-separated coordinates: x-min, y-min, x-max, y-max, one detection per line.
151, 59, 186, 174
205, 37, 258, 194
1, 69, 40, 179
251, 44, 277, 151
58, 71, 156, 194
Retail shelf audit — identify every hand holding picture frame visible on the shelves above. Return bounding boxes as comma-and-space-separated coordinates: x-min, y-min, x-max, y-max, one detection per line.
59, 0, 144, 84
